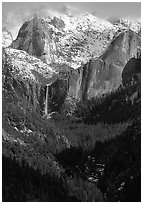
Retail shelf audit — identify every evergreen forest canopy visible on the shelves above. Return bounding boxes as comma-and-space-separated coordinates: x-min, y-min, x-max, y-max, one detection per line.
2, 77, 141, 201
2, 8, 141, 202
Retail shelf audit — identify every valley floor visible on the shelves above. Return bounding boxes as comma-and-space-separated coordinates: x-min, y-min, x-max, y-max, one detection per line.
2, 82, 141, 202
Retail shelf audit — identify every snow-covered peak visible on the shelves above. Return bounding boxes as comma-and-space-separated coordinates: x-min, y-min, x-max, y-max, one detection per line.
108, 17, 141, 33
59, 12, 114, 33
3, 48, 57, 84
10, 12, 120, 69
119, 18, 141, 33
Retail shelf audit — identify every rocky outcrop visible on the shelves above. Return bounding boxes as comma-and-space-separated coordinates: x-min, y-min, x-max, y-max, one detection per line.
101, 29, 140, 66
75, 59, 122, 100
48, 79, 69, 112
2, 48, 57, 114
4, 15, 141, 113
2, 47, 72, 114
2, 47, 71, 158
3, 76, 45, 114
122, 58, 141, 86
11, 15, 57, 63
11, 14, 117, 68
67, 29, 141, 101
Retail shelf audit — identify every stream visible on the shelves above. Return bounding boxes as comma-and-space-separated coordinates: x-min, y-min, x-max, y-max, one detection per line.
56, 147, 106, 185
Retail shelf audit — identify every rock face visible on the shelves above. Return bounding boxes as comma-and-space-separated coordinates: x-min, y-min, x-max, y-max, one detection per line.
2, 47, 57, 115
4, 14, 141, 113
122, 58, 141, 86
74, 59, 122, 100
49, 79, 69, 112
101, 29, 140, 66
67, 29, 141, 101
11, 14, 117, 68
2, 47, 72, 114
11, 15, 57, 63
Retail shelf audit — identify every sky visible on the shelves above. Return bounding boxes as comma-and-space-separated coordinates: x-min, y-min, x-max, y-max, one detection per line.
3, 2, 141, 20
2, 2, 141, 39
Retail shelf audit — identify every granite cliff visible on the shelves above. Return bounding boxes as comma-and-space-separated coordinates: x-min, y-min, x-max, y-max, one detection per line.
3, 14, 141, 113
2, 9, 141, 202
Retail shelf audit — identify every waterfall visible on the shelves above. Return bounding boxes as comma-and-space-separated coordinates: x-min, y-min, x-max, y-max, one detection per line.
45, 84, 49, 115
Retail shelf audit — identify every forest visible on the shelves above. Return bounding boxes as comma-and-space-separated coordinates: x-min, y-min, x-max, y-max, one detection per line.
2, 78, 141, 201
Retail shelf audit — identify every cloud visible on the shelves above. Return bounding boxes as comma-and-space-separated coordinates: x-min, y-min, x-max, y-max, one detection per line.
2, 3, 84, 40
60, 5, 83, 17
3, 8, 35, 39
36, 4, 83, 18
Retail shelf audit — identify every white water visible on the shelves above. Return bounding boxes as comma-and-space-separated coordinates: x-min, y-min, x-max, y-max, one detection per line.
45, 85, 49, 115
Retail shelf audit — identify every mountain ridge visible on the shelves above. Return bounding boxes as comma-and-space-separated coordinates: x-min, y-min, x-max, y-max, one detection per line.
2, 9, 141, 202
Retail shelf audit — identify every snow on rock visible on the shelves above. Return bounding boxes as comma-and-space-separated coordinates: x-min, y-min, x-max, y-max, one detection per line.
119, 18, 141, 33
3, 47, 58, 84
4, 12, 141, 71
11, 13, 120, 69
2, 31, 13, 47
109, 17, 141, 34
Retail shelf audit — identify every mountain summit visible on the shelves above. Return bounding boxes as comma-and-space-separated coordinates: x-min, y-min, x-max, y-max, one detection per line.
2, 4, 141, 202
11, 13, 118, 69
3, 12, 141, 108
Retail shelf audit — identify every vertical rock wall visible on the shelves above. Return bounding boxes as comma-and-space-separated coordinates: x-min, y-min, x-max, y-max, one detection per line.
9, 26, 141, 113
69, 30, 141, 101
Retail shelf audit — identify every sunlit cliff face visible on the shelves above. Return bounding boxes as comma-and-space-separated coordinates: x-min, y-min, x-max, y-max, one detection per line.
2, 11, 141, 113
